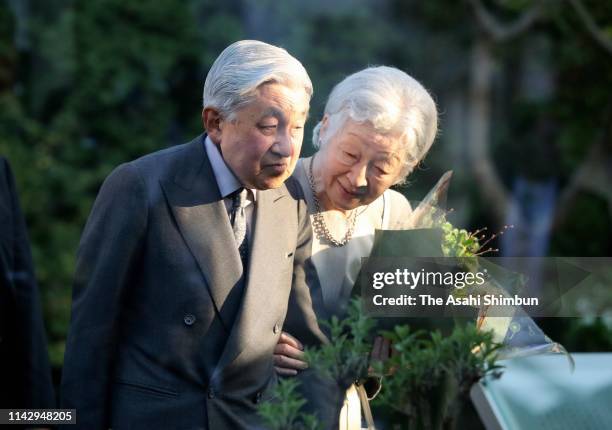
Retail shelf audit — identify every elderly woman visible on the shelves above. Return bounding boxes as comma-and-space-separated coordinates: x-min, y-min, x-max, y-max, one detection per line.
276, 66, 438, 429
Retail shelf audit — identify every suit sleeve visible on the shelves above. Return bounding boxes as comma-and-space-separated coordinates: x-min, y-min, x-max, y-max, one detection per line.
61, 162, 148, 428
285, 181, 328, 346
0, 157, 55, 408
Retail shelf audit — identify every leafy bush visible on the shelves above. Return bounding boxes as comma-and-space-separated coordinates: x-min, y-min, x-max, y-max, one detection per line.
304, 298, 376, 389
375, 323, 503, 430
257, 378, 321, 430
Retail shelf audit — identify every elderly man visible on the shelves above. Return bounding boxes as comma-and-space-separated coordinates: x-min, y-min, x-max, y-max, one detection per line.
61, 40, 313, 429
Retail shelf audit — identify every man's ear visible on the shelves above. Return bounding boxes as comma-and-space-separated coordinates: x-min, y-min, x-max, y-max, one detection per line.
203, 107, 223, 144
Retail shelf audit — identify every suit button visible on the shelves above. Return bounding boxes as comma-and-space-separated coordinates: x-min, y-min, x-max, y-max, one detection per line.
254, 391, 263, 404
208, 388, 215, 399
273, 323, 280, 334
184, 314, 196, 326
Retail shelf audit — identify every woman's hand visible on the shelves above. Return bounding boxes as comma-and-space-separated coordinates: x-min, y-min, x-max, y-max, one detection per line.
273, 331, 309, 376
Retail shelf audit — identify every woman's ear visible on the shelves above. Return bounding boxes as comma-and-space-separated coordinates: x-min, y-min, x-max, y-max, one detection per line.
202, 107, 223, 144
318, 114, 330, 143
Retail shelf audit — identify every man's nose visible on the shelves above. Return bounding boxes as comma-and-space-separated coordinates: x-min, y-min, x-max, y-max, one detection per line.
347, 163, 368, 189
272, 129, 294, 158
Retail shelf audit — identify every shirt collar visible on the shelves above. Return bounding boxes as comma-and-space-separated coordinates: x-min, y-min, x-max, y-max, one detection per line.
204, 135, 257, 201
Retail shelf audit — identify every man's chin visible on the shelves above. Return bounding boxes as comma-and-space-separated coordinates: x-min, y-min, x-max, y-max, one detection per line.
254, 173, 290, 190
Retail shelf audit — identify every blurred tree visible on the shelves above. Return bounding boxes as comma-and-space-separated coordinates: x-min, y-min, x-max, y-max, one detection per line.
0, 0, 243, 367
465, 0, 612, 226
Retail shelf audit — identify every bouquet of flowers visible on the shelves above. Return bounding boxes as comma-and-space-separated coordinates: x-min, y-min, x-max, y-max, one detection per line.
361, 171, 572, 428
377, 170, 571, 363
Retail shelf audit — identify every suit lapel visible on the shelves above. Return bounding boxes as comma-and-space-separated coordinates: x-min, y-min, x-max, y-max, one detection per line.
160, 137, 243, 330
213, 186, 287, 375
160, 135, 294, 377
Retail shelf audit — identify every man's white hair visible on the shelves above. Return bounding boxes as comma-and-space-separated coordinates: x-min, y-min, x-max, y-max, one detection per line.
313, 66, 438, 184
203, 40, 313, 118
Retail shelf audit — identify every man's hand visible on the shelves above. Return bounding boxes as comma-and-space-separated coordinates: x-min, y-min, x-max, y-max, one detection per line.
273, 331, 308, 376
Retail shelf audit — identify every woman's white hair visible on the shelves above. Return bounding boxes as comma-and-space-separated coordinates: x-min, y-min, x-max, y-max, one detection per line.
313, 66, 438, 184
203, 40, 313, 118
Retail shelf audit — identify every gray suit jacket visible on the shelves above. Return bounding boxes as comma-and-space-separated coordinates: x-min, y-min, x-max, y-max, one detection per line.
61, 135, 313, 429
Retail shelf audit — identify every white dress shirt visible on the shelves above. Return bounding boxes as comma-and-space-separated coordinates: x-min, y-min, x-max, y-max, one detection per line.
204, 135, 256, 241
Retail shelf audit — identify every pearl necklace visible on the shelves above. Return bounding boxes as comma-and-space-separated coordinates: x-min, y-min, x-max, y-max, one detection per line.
307, 155, 358, 247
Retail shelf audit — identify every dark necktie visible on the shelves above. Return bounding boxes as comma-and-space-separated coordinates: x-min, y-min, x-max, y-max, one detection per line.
217, 188, 249, 335
230, 188, 249, 269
